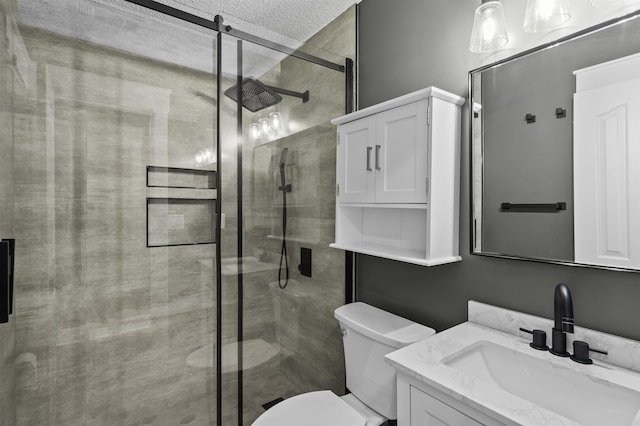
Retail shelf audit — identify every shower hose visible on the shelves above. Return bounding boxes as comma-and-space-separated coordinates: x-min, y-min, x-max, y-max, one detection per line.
278, 179, 289, 289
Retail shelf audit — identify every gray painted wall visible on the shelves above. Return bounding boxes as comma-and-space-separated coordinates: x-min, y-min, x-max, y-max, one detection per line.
357, 0, 640, 341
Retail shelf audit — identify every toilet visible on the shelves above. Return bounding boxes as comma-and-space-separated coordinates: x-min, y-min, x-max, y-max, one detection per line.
252, 302, 436, 425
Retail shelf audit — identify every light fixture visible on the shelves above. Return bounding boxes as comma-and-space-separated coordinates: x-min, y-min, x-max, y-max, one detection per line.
469, 1, 509, 53
259, 117, 271, 140
195, 148, 215, 166
269, 112, 283, 134
523, 0, 572, 33
249, 112, 286, 144
249, 122, 260, 141
590, 0, 629, 6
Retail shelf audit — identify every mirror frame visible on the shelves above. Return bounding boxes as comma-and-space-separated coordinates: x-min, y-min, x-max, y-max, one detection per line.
468, 8, 640, 274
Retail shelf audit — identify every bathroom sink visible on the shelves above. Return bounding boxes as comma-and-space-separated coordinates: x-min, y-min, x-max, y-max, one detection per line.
444, 341, 640, 426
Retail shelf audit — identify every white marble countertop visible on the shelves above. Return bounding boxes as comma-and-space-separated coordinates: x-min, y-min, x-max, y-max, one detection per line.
386, 320, 640, 426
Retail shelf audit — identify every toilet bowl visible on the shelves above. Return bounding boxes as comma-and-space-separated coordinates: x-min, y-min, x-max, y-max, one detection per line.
251, 390, 384, 426
252, 302, 436, 425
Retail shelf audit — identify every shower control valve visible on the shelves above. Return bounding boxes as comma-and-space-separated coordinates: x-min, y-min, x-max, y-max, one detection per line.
279, 183, 292, 193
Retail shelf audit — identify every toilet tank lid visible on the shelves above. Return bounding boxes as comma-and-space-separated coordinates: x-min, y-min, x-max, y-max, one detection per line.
334, 302, 435, 349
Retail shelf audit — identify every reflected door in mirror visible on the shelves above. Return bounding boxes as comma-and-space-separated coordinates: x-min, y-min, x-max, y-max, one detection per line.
574, 53, 640, 269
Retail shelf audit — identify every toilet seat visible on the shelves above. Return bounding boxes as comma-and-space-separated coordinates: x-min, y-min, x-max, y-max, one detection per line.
252, 390, 368, 426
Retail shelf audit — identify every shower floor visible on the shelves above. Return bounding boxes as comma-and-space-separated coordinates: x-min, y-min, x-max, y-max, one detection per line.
125, 340, 300, 426
124, 369, 300, 426
186, 339, 280, 372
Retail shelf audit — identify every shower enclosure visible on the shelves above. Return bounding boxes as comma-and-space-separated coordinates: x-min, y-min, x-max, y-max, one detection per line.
0, 0, 354, 424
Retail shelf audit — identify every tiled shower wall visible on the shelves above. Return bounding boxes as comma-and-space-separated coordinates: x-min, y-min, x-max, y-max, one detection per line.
13, 26, 218, 425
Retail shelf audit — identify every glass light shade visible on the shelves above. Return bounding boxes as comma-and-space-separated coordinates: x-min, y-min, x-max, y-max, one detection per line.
523, 0, 572, 33
259, 117, 271, 139
469, 1, 509, 53
249, 122, 260, 141
269, 111, 282, 132
195, 148, 215, 165
591, 0, 627, 6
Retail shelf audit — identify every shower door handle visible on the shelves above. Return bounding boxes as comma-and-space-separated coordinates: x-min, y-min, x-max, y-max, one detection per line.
375, 145, 381, 170
366, 147, 372, 171
2, 239, 14, 316
0, 241, 9, 324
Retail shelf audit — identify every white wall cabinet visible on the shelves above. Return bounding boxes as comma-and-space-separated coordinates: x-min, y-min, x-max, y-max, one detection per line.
337, 101, 428, 204
330, 87, 464, 266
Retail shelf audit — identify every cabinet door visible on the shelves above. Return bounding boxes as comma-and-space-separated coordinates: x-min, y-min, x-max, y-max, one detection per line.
375, 100, 429, 203
410, 386, 482, 426
337, 116, 376, 203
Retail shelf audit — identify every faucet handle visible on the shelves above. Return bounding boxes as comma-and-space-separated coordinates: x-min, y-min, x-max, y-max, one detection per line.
570, 340, 608, 365
570, 341, 593, 364
519, 328, 549, 351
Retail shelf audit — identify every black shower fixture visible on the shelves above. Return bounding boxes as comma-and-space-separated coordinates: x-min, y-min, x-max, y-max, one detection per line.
224, 77, 309, 112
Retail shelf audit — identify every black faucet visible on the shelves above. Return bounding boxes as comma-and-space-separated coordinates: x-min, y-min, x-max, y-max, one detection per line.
550, 283, 574, 357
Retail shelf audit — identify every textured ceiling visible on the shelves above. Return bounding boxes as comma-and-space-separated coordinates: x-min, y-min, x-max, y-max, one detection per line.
156, 0, 360, 43
15, 0, 357, 76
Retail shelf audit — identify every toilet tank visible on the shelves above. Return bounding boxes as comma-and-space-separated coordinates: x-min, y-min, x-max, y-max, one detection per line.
334, 302, 435, 419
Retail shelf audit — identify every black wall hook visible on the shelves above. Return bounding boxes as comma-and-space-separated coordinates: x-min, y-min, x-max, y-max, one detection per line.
525, 113, 536, 124
556, 107, 567, 119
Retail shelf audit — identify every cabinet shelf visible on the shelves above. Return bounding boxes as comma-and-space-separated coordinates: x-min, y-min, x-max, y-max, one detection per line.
330, 241, 460, 266
340, 203, 427, 210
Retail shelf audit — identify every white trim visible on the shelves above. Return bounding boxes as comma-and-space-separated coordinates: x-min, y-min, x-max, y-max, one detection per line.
331, 87, 465, 125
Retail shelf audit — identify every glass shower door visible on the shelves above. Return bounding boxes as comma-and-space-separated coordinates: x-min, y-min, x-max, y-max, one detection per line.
218, 20, 352, 424
7, 1, 220, 424
0, 0, 17, 424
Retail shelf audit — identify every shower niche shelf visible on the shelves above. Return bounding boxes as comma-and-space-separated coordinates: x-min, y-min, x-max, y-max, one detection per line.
146, 166, 217, 247
330, 87, 464, 267
147, 198, 216, 248
147, 166, 216, 190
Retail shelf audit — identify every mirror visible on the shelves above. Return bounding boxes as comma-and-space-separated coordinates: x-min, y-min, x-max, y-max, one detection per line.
471, 10, 640, 271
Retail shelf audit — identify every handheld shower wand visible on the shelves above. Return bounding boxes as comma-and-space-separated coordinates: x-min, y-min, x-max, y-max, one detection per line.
279, 148, 291, 193
278, 148, 291, 289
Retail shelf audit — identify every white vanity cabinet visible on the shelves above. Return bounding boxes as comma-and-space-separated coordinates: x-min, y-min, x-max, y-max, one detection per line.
330, 87, 464, 266
397, 373, 503, 426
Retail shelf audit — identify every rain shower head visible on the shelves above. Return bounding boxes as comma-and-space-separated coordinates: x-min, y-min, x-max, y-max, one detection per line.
224, 78, 282, 113
224, 77, 310, 112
